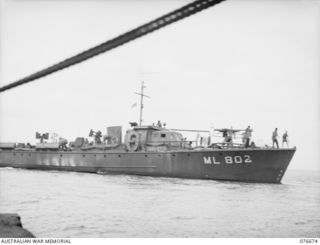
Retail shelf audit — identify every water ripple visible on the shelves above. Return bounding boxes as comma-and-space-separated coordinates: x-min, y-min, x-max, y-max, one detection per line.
0, 167, 319, 237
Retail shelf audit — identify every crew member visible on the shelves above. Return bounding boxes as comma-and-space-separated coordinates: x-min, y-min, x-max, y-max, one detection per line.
226, 130, 233, 147
272, 128, 279, 148
222, 130, 231, 147
243, 126, 252, 148
157, 120, 162, 128
282, 131, 289, 148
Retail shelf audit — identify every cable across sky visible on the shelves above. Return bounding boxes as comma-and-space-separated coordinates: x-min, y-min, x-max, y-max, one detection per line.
0, 0, 225, 93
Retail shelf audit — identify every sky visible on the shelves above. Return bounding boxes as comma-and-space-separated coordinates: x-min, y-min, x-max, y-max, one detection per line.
0, 0, 319, 171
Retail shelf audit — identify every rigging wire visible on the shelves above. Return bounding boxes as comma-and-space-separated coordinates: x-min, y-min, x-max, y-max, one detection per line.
0, 0, 225, 93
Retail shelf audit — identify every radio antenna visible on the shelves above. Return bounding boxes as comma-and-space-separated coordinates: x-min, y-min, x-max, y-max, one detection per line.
135, 81, 150, 126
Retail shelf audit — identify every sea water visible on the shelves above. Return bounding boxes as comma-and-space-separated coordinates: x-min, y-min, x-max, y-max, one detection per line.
0, 167, 319, 237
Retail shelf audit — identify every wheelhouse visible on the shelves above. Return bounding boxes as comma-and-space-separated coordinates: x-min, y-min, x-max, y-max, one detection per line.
124, 126, 186, 152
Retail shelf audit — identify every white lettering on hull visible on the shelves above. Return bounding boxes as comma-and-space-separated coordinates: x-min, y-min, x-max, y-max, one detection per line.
203, 155, 253, 165
212, 157, 221, 164
203, 157, 212, 164
203, 156, 221, 164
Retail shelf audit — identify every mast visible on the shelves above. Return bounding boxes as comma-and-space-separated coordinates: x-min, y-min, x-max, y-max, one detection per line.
135, 81, 150, 126
139, 81, 144, 126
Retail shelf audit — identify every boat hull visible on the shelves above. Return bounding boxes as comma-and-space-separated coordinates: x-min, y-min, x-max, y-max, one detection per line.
0, 148, 296, 183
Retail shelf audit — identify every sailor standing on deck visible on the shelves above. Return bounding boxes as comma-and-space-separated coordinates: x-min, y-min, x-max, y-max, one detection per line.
282, 131, 289, 148
272, 128, 279, 148
157, 120, 162, 128
223, 129, 233, 147
243, 126, 252, 148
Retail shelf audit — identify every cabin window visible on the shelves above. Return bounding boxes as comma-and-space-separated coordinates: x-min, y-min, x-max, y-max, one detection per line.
168, 133, 181, 142
170, 134, 179, 141
161, 133, 166, 138
173, 133, 183, 141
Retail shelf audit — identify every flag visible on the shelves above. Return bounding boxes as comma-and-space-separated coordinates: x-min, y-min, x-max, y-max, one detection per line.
131, 103, 137, 108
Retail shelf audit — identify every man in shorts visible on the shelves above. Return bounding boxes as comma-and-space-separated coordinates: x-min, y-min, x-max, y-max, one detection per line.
282, 131, 289, 148
272, 128, 279, 148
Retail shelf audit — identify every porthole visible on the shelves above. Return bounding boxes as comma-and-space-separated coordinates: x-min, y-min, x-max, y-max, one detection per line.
83, 155, 85, 158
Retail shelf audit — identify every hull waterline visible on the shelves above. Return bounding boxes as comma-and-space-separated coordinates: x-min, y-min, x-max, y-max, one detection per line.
0, 147, 296, 183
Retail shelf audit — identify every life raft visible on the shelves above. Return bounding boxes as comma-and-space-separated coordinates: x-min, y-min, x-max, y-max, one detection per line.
125, 131, 139, 152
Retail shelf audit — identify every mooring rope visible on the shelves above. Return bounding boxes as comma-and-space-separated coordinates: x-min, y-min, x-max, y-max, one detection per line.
0, 0, 225, 93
